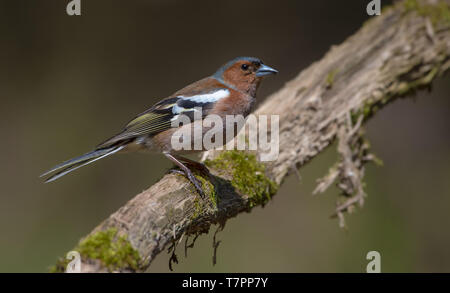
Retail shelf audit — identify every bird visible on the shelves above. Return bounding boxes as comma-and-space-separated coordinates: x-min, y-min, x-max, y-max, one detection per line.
41, 57, 278, 198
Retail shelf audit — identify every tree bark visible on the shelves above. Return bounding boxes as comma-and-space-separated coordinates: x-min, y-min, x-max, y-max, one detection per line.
53, 0, 450, 272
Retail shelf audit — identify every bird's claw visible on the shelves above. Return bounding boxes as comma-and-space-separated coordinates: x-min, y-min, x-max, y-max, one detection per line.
169, 169, 207, 199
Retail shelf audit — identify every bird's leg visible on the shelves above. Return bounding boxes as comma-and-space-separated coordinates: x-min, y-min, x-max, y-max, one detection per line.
164, 153, 206, 199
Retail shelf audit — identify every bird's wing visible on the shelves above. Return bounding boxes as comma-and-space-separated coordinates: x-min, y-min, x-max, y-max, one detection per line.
96, 81, 230, 148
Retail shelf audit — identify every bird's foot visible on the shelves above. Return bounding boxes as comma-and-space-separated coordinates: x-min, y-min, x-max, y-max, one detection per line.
169, 168, 206, 199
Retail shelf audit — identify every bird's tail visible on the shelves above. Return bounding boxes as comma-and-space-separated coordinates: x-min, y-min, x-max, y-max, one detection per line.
40, 145, 125, 183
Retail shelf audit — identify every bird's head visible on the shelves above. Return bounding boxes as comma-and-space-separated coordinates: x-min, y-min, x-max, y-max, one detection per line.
213, 57, 278, 94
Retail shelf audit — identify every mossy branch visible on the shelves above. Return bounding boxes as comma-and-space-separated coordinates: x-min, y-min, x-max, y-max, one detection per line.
52, 0, 450, 272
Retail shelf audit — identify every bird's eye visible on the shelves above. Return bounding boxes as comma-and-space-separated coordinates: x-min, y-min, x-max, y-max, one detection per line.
241, 64, 249, 71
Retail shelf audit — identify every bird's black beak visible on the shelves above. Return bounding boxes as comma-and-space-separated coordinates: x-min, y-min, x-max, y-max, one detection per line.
256, 64, 278, 77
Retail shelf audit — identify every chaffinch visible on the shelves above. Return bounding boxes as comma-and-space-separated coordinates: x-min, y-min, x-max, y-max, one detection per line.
41, 57, 278, 197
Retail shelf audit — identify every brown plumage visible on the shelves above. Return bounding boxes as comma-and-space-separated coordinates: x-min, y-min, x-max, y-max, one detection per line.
41, 57, 278, 198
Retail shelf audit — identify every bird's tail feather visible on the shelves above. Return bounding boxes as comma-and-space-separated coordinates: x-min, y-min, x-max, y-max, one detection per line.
41, 145, 124, 183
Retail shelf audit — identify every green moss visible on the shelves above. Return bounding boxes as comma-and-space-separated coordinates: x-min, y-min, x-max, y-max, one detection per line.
49, 228, 141, 273
171, 167, 217, 208
205, 151, 278, 208
195, 174, 217, 207
325, 69, 339, 89
191, 196, 203, 219
189, 174, 217, 220
404, 0, 450, 27
49, 257, 70, 273
404, 0, 419, 11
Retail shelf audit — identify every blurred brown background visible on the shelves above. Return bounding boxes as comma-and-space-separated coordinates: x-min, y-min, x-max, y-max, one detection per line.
1, 0, 449, 272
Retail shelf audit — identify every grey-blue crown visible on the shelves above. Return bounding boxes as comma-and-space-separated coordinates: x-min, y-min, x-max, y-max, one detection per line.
213, 57, 263, 79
